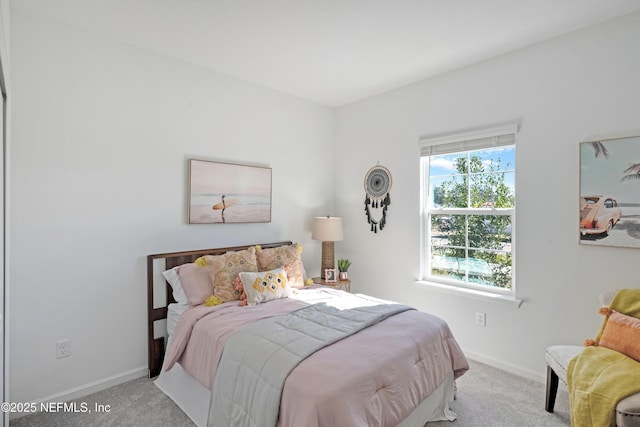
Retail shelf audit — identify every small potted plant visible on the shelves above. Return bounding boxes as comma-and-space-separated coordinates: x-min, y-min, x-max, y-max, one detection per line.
337, 259, 352, 280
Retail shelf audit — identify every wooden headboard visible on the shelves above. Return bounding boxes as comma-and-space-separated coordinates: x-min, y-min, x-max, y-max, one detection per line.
146, 241, 293, 378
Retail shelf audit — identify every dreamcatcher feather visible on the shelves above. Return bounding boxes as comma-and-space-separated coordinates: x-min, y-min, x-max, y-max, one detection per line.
363, 164, 392, 233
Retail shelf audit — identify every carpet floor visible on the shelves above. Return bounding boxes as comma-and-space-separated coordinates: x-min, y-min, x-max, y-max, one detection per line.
11, 359, 570, 426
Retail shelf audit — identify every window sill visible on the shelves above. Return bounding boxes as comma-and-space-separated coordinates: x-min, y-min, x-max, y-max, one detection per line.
414, 280, 523, 308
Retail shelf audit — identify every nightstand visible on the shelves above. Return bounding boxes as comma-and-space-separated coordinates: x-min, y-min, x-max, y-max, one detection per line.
312, 277, 351, 292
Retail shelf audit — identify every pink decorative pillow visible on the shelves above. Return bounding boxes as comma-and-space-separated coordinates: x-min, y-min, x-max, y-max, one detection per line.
256, 243, 306, 288
590, 308, 640, 362
162, 263, 213, 306
199, 247, 258, 303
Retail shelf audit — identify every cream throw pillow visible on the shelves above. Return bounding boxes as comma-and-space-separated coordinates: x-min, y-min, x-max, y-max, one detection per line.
240, 267, 291, 306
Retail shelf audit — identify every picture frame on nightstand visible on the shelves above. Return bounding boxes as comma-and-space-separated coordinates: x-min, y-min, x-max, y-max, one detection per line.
324, 268, 337, 282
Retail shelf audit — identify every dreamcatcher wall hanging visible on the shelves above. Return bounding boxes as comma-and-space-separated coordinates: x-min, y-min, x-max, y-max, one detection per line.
363, 163, 392, 233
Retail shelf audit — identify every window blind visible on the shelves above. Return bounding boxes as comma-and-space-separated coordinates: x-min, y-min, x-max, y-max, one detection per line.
418, 123, 518, 156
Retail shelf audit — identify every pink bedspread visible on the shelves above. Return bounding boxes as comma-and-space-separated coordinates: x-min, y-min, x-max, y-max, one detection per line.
163, 297, 308, 389
163, 289, 469, 426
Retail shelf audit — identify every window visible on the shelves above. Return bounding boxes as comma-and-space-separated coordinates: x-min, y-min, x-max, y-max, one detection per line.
419, 124, 517, 294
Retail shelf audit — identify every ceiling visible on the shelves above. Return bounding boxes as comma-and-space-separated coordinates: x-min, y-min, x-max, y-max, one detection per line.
13, 0, 640, 107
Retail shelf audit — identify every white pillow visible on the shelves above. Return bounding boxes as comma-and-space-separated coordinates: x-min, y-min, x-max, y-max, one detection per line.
599, 289, 619, 307
240, 267, 291, 306
162, 267, 188, 305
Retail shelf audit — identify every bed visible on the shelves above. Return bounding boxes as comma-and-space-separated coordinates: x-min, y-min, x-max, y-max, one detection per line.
147, 241, 469, 427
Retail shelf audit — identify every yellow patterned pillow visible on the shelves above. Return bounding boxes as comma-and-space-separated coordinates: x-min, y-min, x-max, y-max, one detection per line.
239, 267, 291, 306
199, 247, 258, 303
256, 243, 306, 288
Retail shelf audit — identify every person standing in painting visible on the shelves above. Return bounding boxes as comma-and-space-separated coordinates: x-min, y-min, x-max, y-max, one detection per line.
212, 194, 237, 223
211, 195, 227, 222
223, 195, 229, 222
219, 195, 227, 223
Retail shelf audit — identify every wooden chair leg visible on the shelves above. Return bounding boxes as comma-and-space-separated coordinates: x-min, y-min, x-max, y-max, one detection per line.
545, 365, 559, 413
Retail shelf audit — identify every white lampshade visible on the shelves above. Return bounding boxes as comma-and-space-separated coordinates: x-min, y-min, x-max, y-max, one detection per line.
311, 217, 344, 241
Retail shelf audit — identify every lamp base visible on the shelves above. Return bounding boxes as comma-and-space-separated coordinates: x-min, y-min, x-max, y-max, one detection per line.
321, 241, 335, 279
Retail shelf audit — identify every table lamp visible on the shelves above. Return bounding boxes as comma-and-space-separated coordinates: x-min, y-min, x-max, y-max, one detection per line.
311, 216, 344, 280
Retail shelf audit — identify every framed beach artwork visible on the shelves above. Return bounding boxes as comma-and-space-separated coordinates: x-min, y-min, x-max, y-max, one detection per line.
188, 159, 272, 224
579, 136, 640, 248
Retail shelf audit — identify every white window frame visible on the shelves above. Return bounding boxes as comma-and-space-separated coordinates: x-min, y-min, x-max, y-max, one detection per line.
418, 123, 518, 297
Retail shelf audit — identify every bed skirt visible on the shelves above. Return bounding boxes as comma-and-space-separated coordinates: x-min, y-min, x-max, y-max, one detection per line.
155, 363, 457, 427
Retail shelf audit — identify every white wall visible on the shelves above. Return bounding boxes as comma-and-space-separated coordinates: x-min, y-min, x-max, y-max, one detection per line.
335, 12, 640, 381
9, 9, 334, 403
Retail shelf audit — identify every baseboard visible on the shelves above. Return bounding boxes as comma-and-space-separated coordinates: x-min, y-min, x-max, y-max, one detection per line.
463, 349, 546, 384
10, 366, 147, 419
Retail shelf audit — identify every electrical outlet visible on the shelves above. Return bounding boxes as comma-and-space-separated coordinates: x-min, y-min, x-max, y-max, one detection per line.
475, 312, 486, 327
56, 339, 71, 359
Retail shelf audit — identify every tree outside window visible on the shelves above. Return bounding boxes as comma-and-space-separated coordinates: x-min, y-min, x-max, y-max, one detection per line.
425, 146, 515, 290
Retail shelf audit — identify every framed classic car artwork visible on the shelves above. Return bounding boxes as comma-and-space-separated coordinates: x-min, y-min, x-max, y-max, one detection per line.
580, 136, 640, 248
188, 159, 272, 224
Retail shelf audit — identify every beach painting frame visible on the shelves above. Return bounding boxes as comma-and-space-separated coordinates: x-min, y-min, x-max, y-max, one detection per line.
580, 136, 640, 248
188, 159, 272, 224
